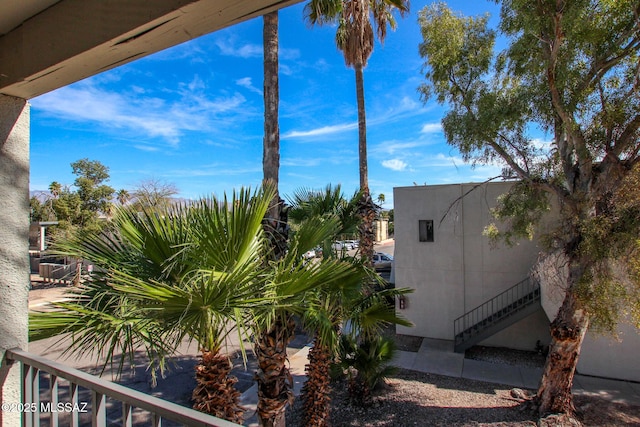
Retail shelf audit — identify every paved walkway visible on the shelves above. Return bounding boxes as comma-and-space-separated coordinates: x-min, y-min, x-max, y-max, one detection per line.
392, 337, 640, 407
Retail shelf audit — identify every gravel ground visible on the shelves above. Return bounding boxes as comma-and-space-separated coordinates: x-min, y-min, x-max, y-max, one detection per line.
285, 369, 640, 426
286, 331, 640, 426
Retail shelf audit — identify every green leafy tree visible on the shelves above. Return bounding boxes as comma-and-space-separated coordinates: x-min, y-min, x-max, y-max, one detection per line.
251, 215, 361, 427
30, 197, 44, 222
40, 160, 114, 243
305, 0, 409, 267
418, 1, 640, 418
71, 159, 114, 226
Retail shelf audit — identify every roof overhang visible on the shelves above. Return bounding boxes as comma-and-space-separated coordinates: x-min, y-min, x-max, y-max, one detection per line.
0, 0, 301, 99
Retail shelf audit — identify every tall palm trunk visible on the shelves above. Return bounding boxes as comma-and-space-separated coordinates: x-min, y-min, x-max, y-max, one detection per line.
536, 256, 590, 416
258, 12, 296, 427
263, 10, 279, 203
192, 349, 244, 424
255, 316, 296, 427
354, 63, 375, 267
301, 336, 333, 427
355, 63, 367, 191
263, 10, 288, 260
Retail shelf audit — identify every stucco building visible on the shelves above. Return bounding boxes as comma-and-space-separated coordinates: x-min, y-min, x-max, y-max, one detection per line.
393, 182, 640, 382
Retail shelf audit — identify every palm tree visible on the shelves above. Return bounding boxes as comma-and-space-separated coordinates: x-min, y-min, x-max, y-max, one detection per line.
30, 187, 276, 423
31, 185, 364, 425
301, 262, 412, 425
116, 188, 130, 206
49, 181, 62, 198
288, 184, 361, 256
252, 214, 359, 427
288, 185, 412, 424
304, 0, 409, 267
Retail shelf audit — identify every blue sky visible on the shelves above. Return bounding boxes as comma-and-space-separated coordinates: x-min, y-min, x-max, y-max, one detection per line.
30, 0, 505, 208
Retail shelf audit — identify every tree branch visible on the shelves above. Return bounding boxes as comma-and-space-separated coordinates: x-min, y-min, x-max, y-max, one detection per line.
439, 175, 503, 225
613, 113, 640, 157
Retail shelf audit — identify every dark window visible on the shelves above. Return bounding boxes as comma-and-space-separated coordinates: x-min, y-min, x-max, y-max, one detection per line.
419, 220, 434, 242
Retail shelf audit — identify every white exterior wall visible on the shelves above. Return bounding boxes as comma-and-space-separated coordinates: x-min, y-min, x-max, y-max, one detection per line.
0, 95, 30, 427
394, 182, 550, 351
394, 181, 640, 381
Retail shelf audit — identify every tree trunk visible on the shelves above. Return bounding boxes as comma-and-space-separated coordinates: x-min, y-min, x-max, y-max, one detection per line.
355, 63, 367, 191
354, 63, 375, 267
357, 190, 376, 267
301, 336, 332, 427
255, 316, 296, 427
536, 260, 590, 417
192, 349, 244, 424
262, 11, 287, 260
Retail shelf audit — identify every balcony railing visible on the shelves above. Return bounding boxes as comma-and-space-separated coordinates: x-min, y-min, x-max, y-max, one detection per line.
5, 348, 239, 427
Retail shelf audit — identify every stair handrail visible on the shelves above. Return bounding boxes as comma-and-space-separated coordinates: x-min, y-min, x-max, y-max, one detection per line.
454, 277, 540, 340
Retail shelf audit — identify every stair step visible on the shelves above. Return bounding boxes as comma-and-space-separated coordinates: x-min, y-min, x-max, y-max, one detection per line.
453, 279, 542, 353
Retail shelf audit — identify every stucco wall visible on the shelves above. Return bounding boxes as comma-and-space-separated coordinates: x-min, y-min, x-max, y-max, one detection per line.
394, 182, 550, 351
534, 250, 640, 381
578, 319, 640, 381
394, 181, 640, 381
0, 95, 30, 427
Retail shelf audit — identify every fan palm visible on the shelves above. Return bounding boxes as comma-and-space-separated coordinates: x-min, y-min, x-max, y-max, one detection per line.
251, 214, 360, 427
288, 185, 412, 424
304, 0, 409, 267
300, 249, 413, 425
30, 186, 275, 423
287, 184, 361, 257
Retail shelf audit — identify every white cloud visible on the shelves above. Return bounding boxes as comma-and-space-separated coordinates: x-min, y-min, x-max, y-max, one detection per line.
371, 138, 438, 156
421, 122, 443, 133
280, 47, 301, 61
235, 77, 262, 95
382, 159, 408, 171
368, 96, 424, 127
187, 76, 206, 91
281, 158, 322, 167
282, 122, 358, 139
134, 145, 160, 152
32, 80, 248, 145
531, 137, 553, 150
214, 38, 262, 58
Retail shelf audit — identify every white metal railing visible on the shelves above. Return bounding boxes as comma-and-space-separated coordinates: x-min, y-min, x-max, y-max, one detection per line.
5, 348, 240, 427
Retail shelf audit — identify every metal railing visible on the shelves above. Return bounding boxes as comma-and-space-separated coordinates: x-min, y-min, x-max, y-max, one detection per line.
5, 348, 239, 427
453, 277, 541, 347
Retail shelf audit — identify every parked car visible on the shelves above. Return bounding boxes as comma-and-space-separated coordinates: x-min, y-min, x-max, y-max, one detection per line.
303, 249, 316, 259
345, 239, 359, 248
372, 252, 393, 270
332, 241, 346, 250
